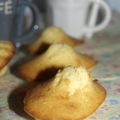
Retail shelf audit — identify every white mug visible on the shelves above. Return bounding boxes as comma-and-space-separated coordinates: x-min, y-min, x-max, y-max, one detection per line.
45, 0, 111, 39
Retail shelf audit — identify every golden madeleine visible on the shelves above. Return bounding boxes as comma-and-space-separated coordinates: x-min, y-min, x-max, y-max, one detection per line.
0, 40, 16, 76
24, 66, 106, 120
27, 27, 83, 55
19, 43, 97, 81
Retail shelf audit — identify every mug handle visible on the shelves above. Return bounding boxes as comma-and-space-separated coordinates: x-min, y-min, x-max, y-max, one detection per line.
14, 1, 41, 46
84, 0, 111, 38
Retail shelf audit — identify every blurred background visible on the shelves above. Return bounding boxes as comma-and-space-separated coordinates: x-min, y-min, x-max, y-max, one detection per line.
26, 0, 120, 41
1, 0, 119, 45
33, 0, 120, 13
107, 0, 120, 12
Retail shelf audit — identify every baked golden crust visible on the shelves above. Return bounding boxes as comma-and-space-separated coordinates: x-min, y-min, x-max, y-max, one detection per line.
19, 43, 97, 81
0, 40, 16, 76
0, 66, 8, 77
77, 54, 97, 69
0, 40, 15, 51
24, 66, 106, 120
26, 27, 83, 55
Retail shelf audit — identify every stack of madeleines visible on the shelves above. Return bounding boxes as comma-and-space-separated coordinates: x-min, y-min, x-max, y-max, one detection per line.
0, 40, 16, 77
19, 27, 97, 82
17, 27, 106, 120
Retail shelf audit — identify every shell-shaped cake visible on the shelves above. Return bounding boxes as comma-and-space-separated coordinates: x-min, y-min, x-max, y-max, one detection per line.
24, 66, 106, 120
0, 40, 16, 76
27, 27, 83, 54
19, 43, 97, 81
